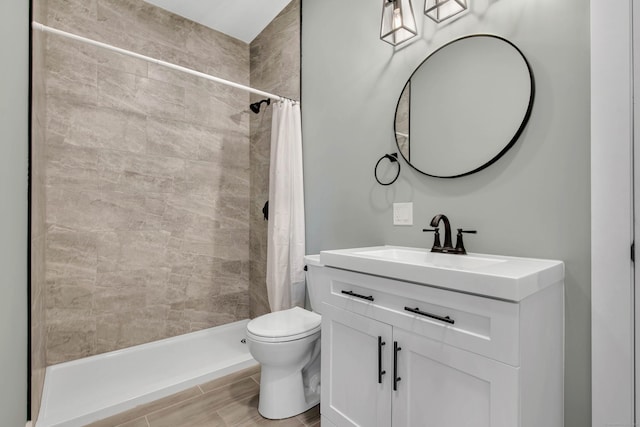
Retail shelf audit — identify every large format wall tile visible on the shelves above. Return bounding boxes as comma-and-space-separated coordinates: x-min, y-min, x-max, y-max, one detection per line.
97, 68, 186, 120
54, 104, 147, 154
43, 0, 251, 363
40, 0, 299, 367
32, 0, 300, 417
46, 37, 98, 105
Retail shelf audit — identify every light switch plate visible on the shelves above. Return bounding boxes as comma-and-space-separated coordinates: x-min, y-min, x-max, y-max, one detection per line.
393, 202, 413, 226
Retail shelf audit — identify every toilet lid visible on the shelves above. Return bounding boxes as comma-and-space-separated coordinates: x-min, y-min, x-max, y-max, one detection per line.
247, 306, 321, 339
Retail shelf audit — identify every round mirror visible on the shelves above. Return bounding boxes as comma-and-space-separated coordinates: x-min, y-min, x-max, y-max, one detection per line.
394, 35, 534, 178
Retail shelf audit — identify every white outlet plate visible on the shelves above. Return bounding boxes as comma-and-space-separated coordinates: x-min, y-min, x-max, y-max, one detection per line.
393, 202, 413, 226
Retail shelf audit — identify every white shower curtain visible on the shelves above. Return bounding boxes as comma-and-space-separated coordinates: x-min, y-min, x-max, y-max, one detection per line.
266, 99, 306, 312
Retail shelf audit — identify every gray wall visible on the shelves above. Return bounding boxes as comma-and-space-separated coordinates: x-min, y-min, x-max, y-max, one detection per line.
301, 1, 590, 426
0, 0, 29, 425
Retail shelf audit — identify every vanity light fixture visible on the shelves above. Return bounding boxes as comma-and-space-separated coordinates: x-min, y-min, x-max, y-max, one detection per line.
424, 0, 468, 23
380, 0, 418, 46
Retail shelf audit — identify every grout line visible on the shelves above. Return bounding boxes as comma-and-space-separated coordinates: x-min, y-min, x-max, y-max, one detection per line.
197, 384, 205, 394
144, 415, 150, 427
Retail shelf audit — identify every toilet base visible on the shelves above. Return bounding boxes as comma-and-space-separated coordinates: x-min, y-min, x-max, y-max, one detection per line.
246, 308, 322, 420
257, 365, 320, 419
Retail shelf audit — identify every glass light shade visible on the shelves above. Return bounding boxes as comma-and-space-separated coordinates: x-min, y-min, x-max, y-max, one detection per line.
381, 0, 418, 46
425, 0, 468, 23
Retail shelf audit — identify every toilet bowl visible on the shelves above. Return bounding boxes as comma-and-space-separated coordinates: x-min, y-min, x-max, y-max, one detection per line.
246, 255, 326, 420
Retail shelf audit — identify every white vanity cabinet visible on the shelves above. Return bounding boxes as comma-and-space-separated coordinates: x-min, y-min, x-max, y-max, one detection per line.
319, 262, 564, 427
321, 304, 392, 427
390, 327, 518, 427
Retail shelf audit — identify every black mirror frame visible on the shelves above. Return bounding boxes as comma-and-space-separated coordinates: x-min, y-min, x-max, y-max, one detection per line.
393, 34, 536, 179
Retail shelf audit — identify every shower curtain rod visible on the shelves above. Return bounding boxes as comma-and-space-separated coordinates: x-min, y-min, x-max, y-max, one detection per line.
32, 21, 295, 103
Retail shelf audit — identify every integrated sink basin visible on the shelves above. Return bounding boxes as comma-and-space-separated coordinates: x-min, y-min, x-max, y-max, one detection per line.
319, 245, 564, 301
354, 247, 505, 270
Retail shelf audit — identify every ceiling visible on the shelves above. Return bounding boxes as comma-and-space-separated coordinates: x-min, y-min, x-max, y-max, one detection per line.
143, 0, 293, 43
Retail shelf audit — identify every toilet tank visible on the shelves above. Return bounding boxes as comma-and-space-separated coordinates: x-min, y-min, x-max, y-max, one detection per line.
304, 255, 327, 315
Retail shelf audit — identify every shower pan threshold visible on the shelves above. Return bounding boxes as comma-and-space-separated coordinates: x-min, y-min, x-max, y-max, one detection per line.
36, 319, 257, 427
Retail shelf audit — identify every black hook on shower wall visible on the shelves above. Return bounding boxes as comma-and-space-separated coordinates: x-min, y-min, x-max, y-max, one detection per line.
250, 98, 271, 114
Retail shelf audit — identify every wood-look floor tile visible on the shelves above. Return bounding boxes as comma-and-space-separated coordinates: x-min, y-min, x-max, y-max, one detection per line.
115, 416, 150, 427
147, 378, 259, 427
199, 365, 260, 394
216, 395, 305, 427
79, 367, 320, 427
296, 405, 320, 426
129, 387, 204, 417
86, 410, 143, 427
86, 386, 202, 427
148, 411, 226, 427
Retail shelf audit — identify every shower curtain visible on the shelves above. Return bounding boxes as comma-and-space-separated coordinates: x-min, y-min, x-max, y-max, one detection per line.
266, 99, 306, 312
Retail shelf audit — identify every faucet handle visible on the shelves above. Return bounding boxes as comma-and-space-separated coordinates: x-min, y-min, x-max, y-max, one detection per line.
455, 228, 477, 255
423, 228, 441, 250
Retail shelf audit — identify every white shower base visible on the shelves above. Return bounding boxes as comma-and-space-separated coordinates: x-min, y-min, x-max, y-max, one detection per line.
36, 319, 257, 427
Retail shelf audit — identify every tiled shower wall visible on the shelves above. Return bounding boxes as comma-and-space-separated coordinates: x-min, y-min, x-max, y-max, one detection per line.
31, 0, 300, 415
42, 0, 253, 365
249, 1, 301, 318
33, 0, 299, 394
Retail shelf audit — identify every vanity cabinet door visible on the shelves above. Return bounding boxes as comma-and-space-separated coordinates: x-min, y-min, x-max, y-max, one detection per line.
321, 303, 392, 427
392, 328, 519, 427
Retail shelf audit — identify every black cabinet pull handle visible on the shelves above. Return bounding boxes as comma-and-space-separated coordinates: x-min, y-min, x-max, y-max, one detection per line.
404, 306, 455, 325
341, 290, 374, 301
393, 341, 402, 391
378, 336, 386, 384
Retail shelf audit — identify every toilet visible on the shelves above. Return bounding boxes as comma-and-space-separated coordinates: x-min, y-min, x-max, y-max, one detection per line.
246, 255, 325, 420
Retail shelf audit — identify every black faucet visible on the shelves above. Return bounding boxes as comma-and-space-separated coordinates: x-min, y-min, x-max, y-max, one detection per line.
427, 214, 453, 252
453, 228, 477, 255
423, 214, 476, 255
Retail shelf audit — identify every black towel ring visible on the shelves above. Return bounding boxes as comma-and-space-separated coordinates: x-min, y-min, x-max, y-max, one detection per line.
375, 153, 401, 186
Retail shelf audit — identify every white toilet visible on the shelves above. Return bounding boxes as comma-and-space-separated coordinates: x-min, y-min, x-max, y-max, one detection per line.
246, 255, 325, 420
